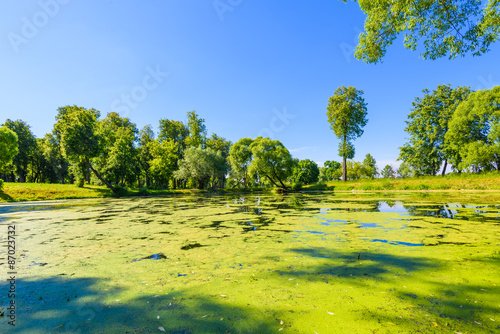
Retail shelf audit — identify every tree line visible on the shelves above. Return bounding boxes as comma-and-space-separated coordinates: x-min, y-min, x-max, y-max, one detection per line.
0, 84, 498, 192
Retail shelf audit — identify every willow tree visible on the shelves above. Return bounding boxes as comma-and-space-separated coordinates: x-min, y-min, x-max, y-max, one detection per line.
326, 86, 368, 181
55, 105, 116, 192
346, 0, 500, 63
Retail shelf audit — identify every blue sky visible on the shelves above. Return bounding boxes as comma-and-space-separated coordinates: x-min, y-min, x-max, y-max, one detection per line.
1, 1, 499, 169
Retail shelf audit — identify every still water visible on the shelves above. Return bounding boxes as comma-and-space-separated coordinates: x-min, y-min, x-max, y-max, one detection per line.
0, 193, 499, 333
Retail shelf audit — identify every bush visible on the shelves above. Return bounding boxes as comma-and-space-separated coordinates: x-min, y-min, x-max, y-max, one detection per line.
290, 182, 303, 191
381, 181, 394, 190
414, 183, 430, 190
138, 187, 149, 196
0, 179, 3, 191
112, 185, 128, 197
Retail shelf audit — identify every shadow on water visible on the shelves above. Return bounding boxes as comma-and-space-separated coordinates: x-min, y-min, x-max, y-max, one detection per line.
283, 248, 438, 278
0, 277, 278, 334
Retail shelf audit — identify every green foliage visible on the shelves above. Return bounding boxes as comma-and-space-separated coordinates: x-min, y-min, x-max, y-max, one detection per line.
445, 86, 500, 171
0, 126, 19, 171
397, 162, 415, 178
148, 139, 179, 187
362, 153, 378, 178
321, 160, 342, 181
248, 137, 294, 189
291, 159, 320, 185
55, 106, 101, 161
228, 138, 254, 188
347, 0, 500, 63
381, 181, 394, 190
174, 146, 228, 190
399, 84, 471, 175
381, 165, 396, 178
326, 86, 368, 181
185, 111, 207, 148
2, 119, 36, 182
290, 182, 303, 191
137, 125, 155, 187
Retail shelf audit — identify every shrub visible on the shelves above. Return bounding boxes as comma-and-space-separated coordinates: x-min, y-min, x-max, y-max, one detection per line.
414, 183, 430, 190
382, 181, 394, 190
0, 179, 3, 191
290, 182, 303, 191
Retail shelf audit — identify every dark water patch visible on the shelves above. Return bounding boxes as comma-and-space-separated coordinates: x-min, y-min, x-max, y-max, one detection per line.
29, 262, 48, 266
359, 223, 382, 228
181, 243, 204, 250
132, 253, 168, 262
369, 239, 423, 247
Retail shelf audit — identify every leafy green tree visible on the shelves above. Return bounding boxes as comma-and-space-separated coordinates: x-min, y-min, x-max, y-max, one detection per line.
158, 119, 189, 149
346, 0, 500, 63
148, 139, 179, 187
322, 160, 342, 181
291, 159, 320, 184
41, 132, 69, 184
2, 119, 36, 182
206, 133, 232, 188
248, 137, 293, 189
0, 126, 18, 174
138, 125, 155, 187
445, 86, 500, 171
185, 111, 207, 148
381, 164, 396, 178
174, 146, 228, 189
107, 128, 137, 186
327, 86, 368, 181
399, 84, 471, 175
346, 160, 363, 180
397, 162, 415, 178
228, 138, 254, 188
55, 105, 116, 192
362, 153, 378, 178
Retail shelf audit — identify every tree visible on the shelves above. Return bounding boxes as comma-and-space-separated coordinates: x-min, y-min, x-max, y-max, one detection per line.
248, 137, 293, 189
149, 139, 179, 187
291, 159, 320, 184
0, 126, 18, 171
185, 111, 207, 148
397, 162, 415, 178
346, 160, 364, 180
362, 153, 378, 178
2, 119, 36, 182
107, 128, 136, 186
321, 160, 342, 181
381, 164, 396, 178
138, 125, 155, 187
326, 86, 368, 181
445, 86, 500, 171
228, 138, 254, 188
399, 84, 471, 175
41, 132, 69, 184
55, 105, 116, 192
346, 0, 500, 63
174, 146, 228, 190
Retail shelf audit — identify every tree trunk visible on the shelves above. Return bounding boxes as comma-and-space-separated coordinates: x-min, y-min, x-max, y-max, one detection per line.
265, 175, 279, 188
84, 157, 116, 192
342, 155, 347, 182
441, 159, 448, 176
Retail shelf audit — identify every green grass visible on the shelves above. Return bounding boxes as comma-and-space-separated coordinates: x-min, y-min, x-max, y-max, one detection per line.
305, 171, 500, 192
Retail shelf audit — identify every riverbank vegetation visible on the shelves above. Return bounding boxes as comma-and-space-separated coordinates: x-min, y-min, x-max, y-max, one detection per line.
0, 86, 498, 195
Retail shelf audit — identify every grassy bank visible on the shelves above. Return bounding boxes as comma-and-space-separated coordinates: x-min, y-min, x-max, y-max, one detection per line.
1, 171, 500, 203
304, 171, 500, 191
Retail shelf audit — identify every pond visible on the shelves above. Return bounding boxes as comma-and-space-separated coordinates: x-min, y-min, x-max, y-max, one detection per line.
0, 193, 499, 333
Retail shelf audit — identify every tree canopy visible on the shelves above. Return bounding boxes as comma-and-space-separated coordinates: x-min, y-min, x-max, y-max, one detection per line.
445, 86, 500, 171
291, 159, 320, 185
346, 0, 500, 63
248, 137, 293, 189
2, 119, 36, 182
0, 126, 18, 171
399, 84, 471, 175
326, 86, 368, 181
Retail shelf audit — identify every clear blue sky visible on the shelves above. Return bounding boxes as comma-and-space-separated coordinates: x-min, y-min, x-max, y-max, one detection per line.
1, 1, 499, 169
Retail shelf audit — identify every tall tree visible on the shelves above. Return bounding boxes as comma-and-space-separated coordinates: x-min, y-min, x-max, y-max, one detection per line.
148, 138, 179, 188
55, 105, 116, 192
248, 137, 293, 190
346, 0, 500, 63
362, 153, 378, 178
138, 125, 155, 187
2, 119, 36, 182
228, 138, 254, 188
0, 126, 18, 171
326, 86, 368, 181
41, 132, 69, 184
399, 84, 471, 175
185, 111, 207, 148
445, 86, 500, 171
